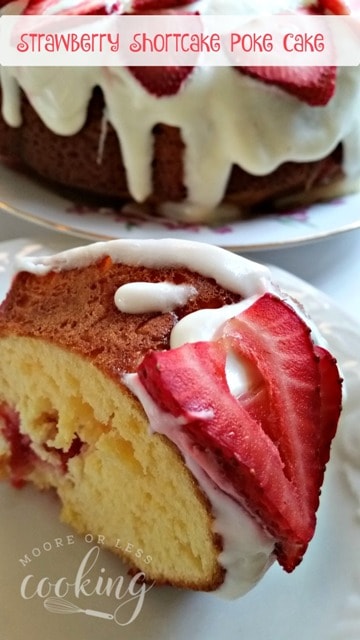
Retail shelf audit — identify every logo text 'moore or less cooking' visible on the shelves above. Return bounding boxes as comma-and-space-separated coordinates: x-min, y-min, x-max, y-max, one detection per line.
18, 535, 154, 627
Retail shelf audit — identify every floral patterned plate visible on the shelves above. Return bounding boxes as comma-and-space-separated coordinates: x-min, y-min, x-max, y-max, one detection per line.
1, 160, 360, 250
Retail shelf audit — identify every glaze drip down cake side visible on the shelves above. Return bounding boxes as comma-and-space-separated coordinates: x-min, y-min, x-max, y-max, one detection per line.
1, 0, 360, 223
0, 239, 342, 598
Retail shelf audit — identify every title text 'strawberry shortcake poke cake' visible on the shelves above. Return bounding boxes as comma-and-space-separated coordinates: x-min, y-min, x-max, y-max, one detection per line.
0, 239, 342, 597
1, 0, 360, 222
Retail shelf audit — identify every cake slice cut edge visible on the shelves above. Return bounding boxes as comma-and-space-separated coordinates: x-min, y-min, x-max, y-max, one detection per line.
0, 336, 227, 591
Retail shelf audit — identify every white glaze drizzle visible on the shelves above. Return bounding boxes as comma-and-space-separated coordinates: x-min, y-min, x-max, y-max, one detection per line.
1, 0, 360, 220
15, 238, 272, 297
124, 371, 275, 599
114, 281, 197, 313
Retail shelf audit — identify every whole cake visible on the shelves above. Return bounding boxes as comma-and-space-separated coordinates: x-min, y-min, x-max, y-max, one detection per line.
1, 0, 360, 222
0, 239, 342, 597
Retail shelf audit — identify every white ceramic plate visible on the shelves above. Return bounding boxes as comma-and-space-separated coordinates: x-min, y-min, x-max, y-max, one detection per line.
1, 161, 360, 250
0, 238, 360, 640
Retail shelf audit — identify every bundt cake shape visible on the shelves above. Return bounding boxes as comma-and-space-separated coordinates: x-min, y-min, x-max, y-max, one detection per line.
0, 239, 342, 597
0, 0, 360, 222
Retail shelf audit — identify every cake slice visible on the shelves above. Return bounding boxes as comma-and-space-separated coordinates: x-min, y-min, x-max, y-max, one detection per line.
0, 239, 342, 597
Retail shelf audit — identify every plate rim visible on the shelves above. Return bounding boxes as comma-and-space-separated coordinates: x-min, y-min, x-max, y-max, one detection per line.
1, 161, 360, 251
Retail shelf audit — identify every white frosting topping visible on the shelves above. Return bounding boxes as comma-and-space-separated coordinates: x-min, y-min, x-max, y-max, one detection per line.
1, 0, 360, 220
15, 238, 324, 597
114, 281, 197, 314
15, 238, 272, 297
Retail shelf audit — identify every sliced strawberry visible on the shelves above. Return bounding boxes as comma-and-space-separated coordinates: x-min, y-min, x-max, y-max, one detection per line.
138, 340, 228, 418
238, 384, 273, 430
128, 8, 199, 96
131, 0, 189, 11
314, 345, 342, 467
129, 66, 194, 97
223, 295, 321, 510
228, 0, 340, 107
223, 294, 325, 568
235, 0, 338, 106
138, 339, 307, 571
314, 0, 350, 14
22, 0, 193, 14
237, 384, 281, 460
237, 65, 336, 107
137, 294, 341, 572
24, 0, 120, 15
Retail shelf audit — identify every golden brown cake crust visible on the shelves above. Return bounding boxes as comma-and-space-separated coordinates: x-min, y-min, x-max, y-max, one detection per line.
0, 258, 242, 381
0, 87, 344, 210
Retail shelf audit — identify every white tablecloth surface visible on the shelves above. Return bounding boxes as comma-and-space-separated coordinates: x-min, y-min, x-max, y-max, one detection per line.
0, 208, 359, 323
